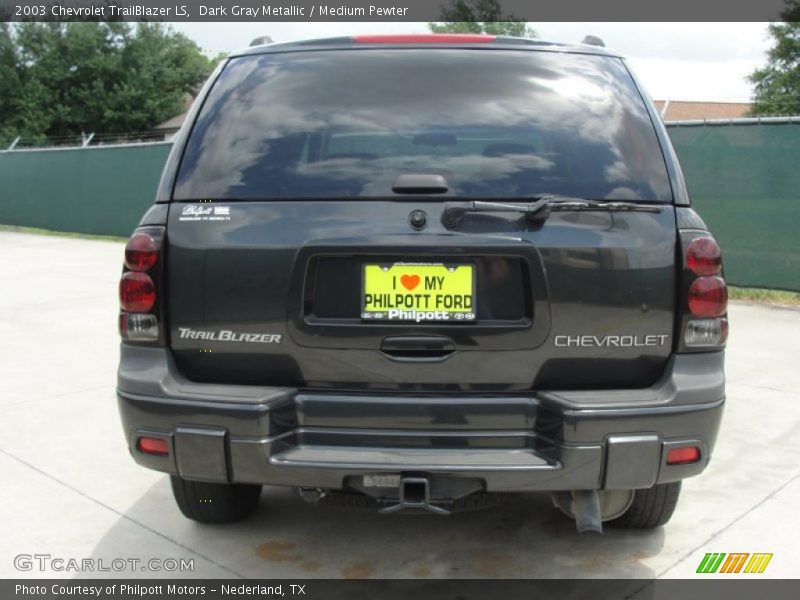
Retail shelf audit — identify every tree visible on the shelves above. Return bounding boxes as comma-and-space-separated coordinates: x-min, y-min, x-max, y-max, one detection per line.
749, 0, 800, 115
0, 23, 21, 143
0, 22, 215, 143
428, 0, 537, 38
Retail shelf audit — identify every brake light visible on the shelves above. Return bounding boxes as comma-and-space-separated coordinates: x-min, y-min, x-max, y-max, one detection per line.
353, 34, 496, 44
119, 272, 156, 312
680, 227, 728, 350
686, 237, 722, 276
125, 232, 158, 272
137, 436, 169, 457
666, 446, 700, 465
119, 226, 164, 344
688, 276, 728, 317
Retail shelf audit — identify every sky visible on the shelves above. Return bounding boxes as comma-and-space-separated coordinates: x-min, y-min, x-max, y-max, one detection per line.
172, 22, 772, 102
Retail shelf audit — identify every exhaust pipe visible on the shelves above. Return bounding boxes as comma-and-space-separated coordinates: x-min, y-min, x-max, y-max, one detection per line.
571, 490, 603, 534
551, 489, 634, 533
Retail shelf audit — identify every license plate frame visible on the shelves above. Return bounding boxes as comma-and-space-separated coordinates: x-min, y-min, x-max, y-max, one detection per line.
360, 262, 476, 323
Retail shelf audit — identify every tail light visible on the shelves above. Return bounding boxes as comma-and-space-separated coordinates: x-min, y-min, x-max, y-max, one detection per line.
124, 231, 159, 271
119, 272, 155, 312
684, 318, 728, 347
119, 226, 165, 345
680, 233, 728, 350
688, 276, 727, 317
119, 313, 160, 341
686, 237, 722, 276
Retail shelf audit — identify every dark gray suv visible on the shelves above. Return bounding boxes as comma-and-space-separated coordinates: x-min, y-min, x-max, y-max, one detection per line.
116, 34, 727, 532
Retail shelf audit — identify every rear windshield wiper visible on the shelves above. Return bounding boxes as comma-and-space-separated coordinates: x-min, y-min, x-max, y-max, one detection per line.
441, 195, 662, 228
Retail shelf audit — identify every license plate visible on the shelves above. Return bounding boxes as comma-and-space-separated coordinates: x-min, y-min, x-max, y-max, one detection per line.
361, 262, 476, 322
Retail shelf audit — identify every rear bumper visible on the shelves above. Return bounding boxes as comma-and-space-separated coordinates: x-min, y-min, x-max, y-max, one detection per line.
117, 345, 724, 493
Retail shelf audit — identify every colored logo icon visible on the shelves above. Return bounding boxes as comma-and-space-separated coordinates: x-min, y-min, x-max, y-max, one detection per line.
697, 553, 773, 574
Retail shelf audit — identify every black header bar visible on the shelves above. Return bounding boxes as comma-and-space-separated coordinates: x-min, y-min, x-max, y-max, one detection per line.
0, 0, 791, 22
4, 579, 800, 600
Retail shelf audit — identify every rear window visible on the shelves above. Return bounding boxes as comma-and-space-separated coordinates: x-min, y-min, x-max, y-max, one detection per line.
174, 49, 672, 202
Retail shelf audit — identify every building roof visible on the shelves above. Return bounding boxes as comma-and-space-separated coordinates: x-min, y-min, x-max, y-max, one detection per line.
655, 100, 753, 121
153, 113, 187, 131
153, 93, 196, 132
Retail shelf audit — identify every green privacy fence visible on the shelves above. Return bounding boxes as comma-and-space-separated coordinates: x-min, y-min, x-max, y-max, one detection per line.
0, 122, 798, 290
667, 119, 800, 292
0, 142, 172, 237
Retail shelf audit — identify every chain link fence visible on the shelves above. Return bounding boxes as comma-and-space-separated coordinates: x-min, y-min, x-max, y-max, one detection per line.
0, 141, 172, 236
1, 119, 798, 290
666, 118, 800, 291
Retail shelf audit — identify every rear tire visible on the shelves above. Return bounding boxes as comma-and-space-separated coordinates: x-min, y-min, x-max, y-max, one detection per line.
170, 476, 262, 523
610, 481, 682, 529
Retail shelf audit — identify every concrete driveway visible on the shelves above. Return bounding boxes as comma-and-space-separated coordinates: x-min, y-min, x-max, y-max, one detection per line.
1, 231, 798, 579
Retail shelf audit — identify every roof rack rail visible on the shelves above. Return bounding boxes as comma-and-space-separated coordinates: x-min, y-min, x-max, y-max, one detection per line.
581, 35, 605, 47
250, 36, 274, 47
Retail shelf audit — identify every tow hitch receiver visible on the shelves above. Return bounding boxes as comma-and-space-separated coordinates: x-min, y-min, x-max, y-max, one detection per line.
378, 477, 450, 515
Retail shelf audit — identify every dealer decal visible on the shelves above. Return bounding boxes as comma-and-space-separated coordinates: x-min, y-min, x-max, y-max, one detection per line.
554, 334, 670, 348
178, 204, 231, 222
177, 328, 281, 344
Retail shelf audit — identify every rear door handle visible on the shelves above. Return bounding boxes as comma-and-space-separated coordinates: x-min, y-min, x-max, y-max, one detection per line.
380, 336, 455, 362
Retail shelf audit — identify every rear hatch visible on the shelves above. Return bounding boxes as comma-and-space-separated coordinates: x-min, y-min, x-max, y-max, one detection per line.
165, 45, 677, 392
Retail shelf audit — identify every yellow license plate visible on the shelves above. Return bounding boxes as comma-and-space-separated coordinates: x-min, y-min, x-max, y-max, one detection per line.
361, 263, 476, 322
